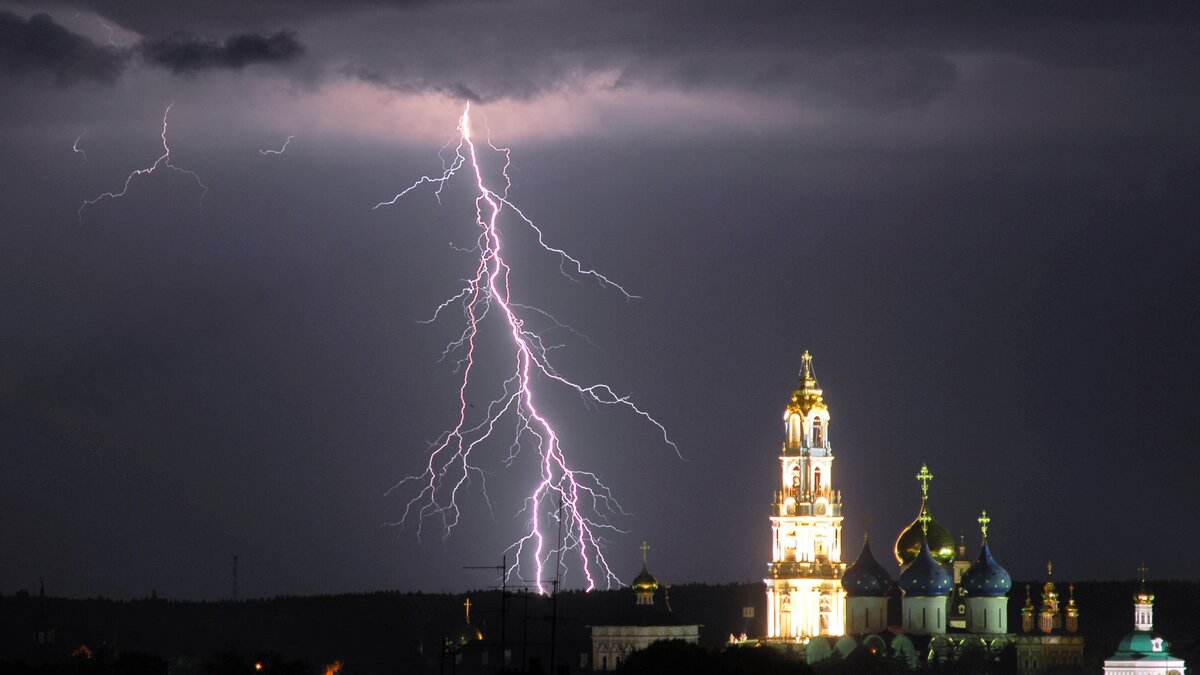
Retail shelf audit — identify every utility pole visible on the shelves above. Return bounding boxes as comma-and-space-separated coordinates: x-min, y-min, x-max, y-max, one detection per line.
521, 587, 529, 673
549, 498, 563, 675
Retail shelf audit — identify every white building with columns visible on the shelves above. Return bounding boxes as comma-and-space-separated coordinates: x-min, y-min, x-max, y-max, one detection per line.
764, 352, 847, 639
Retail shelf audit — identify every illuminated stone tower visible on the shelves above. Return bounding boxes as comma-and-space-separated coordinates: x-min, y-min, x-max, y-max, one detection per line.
765, 352, 846, 639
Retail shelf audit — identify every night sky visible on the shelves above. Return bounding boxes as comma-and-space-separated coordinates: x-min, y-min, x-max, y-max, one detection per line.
2, 1, 1198, 600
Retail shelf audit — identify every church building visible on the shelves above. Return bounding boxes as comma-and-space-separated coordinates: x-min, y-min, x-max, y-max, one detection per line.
1103, 569, 1186, 675
752, 353, 1085, 671
589, 543, 700, 671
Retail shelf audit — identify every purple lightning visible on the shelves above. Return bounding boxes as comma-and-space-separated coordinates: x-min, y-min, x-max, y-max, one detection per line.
73, 129, 88, 161
79, 103, 208, 221
376, 104, 677, 593
260, 135, 296, 155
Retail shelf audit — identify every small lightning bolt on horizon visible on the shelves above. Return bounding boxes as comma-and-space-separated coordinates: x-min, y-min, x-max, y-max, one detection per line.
377, 104, 678, 594
73, 129, 88, 161
79, 103, 209, 222
260, 135, 296, 156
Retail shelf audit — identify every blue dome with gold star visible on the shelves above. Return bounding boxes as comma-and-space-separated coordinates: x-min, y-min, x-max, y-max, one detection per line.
842, 537, 892, 597
962, 541, 1012, 598
898, 539, 952, 597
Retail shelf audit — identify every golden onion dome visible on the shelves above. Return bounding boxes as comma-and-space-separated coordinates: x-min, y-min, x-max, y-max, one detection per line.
631, 564, 659, 592
894, 502, 955, 566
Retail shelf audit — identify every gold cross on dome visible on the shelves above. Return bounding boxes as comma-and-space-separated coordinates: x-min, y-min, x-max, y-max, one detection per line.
918, 507, 932, 536
978, 510, 991, 540
916, 464, 934, 499
463, 598, 472, 624
641, 540, 650, 564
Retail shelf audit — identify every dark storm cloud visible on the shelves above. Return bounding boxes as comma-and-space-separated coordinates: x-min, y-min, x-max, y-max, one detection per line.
341, 64, 483, 103
0, 11, 126, 85
139, 30, 305, 74
0, 10, 305, 88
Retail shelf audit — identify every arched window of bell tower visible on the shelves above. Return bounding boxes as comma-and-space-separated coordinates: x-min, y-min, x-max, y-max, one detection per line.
812, 418, 824, 446
787, 413, 802, 448
813, 467, 822, 495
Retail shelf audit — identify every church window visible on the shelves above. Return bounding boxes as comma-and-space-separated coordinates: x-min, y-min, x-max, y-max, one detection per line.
788, 414, 802, 448
813, 468, 822, 494
813, 418, 824, 445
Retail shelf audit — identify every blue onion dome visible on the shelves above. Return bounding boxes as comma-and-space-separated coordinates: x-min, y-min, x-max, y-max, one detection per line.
843, 536, 892, 597
962, 541, 1012, 597
895, 502, 955, 566
898, 539, 953, 597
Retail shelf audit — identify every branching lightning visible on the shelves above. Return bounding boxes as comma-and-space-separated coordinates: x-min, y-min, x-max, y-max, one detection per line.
79, 103, 208, 221
260, 135, 296, 155
377, 104, 677, 593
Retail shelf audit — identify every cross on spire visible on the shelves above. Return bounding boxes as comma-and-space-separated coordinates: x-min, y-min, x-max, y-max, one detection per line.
978, 510, 991, 541
916, 464, 934, 500
463, 598, 472, 624
918, 506, 932, 536
1137, 562, 1149, 586
641, 540, 650, 565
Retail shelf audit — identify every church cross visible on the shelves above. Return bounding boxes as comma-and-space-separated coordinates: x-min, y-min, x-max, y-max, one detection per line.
1137, 563, 1149, 584
978, 510, 991, 540
915, 464, 934, 499
463, 598, 472, 624
918, 507, 932, 536
641, 540, 650, 565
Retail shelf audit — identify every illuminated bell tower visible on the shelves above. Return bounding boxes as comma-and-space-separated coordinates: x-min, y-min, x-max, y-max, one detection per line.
765, 352, 846, 639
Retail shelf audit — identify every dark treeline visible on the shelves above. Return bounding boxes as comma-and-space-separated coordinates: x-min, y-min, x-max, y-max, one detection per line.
0, 580, 1196, 674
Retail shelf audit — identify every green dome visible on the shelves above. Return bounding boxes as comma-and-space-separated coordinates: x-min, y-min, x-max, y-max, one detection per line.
1112, 631, 1173, 659
894, 502, 955, 566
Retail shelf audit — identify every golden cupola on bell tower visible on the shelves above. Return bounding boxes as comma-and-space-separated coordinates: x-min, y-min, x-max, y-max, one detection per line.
766, 351, 846, 640
784, 351, 830, 454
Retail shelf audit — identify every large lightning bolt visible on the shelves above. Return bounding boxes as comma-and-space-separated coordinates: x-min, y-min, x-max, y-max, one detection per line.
79, 103, 208, 221
377, 104, 677, 593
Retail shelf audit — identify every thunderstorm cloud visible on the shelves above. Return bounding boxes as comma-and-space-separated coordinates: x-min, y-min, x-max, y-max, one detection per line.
139, 30, 305, 74
0, 11, 126, 85
0, 10, 305, 86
